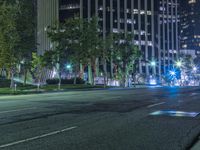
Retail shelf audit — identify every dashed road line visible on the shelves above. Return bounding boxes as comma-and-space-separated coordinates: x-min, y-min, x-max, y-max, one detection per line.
191, 93, 198, 96
147, 102, 166, 108
0, 126, 77, 148
0, 107, 37, 114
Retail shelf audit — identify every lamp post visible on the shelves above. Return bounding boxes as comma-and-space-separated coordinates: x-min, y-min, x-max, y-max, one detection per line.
149, 60, 157, 85
169, 70, 176, 86
175, 60, 182, 68
150, 61, 156, 67
66, 64, 71, 70
66, 64, 72, 78
193, 67, 197, 72
174, 60, 183, 86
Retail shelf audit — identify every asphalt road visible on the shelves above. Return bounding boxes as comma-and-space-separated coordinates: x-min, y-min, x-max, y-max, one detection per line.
0, 87, 200, 150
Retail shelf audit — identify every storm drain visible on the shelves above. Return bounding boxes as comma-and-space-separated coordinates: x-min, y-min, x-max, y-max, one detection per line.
150, 110, 200, 117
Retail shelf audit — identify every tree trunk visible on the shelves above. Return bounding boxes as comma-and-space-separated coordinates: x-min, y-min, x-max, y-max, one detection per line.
73, 65, 78, 85
23, 69, 27, 86
92, 64, 96, 86
73, 77, 77, 85
10, 72, 15, 89
79, 63, 84, 79
88, 62, 93, 85
58, 71, 61, 90
10, 68, 15, 89
122, 74, 126, 88
95, 58, 99, 77
110, 57, 114, 79
121, 63, 127, 88
103, 57, 107, 88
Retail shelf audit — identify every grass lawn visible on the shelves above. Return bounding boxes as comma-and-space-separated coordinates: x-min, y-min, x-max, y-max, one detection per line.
0, 84, 108, 95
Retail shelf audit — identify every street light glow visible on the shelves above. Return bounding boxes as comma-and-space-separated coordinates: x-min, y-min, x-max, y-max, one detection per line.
170, 71, 176, 76
66, 64, 71, 69
193, 67, 197, 71
175, 61, 182, 67
150, 61, 156, 66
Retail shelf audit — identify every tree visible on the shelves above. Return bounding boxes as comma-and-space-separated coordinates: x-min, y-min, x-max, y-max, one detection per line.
31, 52, 45, 87
47, 16, 103, 85
0, 2, 20, 88
112, 33, 141, 87
47, 20, 70, 88
80, 17, 102, 85
99, 34, 113, 87
0, 0, 36, 87
178, 54, 195, 86
15, 0, 36, 85
63, 17, 86, 85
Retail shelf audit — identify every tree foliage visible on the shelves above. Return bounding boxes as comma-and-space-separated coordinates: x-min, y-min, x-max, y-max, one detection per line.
47, 16, 102, 84
0, 2, 20, 87
0, 2, 19, 69
0, 0, 36, 86
112, 33, 141, 87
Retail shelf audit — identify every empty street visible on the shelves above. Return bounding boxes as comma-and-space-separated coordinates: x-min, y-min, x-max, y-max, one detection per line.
0, 87, 200, 150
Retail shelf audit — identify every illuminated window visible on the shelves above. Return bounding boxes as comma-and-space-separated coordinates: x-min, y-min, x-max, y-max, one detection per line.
188, 0, 196, 4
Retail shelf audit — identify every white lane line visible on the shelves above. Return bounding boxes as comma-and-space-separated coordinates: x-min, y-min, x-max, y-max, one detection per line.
0, 126, 77, 148
147, 102, 166, 108
191, 93, 198, 96
0, 107, 37, 114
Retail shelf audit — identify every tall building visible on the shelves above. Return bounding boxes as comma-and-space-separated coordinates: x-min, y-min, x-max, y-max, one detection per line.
155, 0, 179, 76
37, 0, 179, 82
37, 0, 59, 55
180, 0, 200, 55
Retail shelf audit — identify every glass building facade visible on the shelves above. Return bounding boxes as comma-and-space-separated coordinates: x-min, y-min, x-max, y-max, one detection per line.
37, 0, 59, 55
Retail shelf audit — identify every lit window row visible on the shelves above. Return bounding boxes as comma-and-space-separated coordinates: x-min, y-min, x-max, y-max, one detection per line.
98, 7, 152, 15
60, 4, 80, 10
188, 0, 196, 4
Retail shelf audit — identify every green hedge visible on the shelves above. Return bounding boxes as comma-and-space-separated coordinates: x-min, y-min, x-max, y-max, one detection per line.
0, 79, 11, 88
46, 78, 85, 85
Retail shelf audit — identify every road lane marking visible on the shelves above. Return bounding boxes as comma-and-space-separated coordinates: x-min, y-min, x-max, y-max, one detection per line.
0, 107, 37, 114
147, 102, 165, 108
0, 126, 77, 148
191, 93, 198, 96
150, 110, 199, 117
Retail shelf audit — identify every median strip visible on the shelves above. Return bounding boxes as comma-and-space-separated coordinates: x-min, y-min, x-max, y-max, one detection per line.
0, 126, 77, 148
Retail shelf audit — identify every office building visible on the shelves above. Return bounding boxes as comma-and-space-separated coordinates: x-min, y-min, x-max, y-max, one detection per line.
180, 0, 200, 55
37, 0, 179, 81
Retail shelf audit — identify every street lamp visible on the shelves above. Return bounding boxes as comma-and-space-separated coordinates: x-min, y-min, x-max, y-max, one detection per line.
150, 61, 156, 67
170, 71, 176, 76
149, 60, 157, 84
169, 70, 177, 86
175, 60, 182, 68
66, 64, 71, 69
193, 66, 197, 72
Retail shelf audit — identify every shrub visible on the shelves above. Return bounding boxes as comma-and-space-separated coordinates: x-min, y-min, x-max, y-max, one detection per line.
0, 79, 11, 88
46, 78, 85, 85
46, 79, 59, 85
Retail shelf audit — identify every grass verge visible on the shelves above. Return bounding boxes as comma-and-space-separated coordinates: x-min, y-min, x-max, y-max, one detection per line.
0, 84, 109, 95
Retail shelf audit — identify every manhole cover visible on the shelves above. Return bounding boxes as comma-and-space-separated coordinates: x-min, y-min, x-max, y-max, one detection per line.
150, 110, 199, 117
